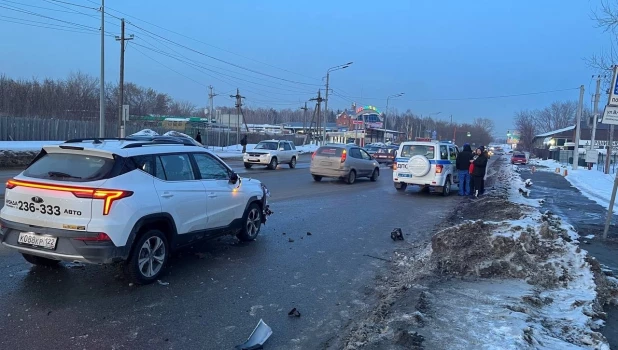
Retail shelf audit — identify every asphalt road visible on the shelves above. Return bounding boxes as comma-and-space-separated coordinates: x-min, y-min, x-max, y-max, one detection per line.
0, 159, 463, 350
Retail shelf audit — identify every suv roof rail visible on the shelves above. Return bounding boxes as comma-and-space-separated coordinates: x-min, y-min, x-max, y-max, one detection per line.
122, 140, 195, 149
64, 137, 137, 144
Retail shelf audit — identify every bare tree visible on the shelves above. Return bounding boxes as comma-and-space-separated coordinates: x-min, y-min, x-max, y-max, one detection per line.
534, 101, 577, 133
589, 0, 618, 85
473, 117, 495, 134
515, 110, 538, 151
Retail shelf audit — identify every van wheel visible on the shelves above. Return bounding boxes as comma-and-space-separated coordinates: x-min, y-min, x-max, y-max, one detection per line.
289, 157, 297, 169
312, 174, 322, 182
442, 177, 452, 197
124, 229, 169, 285
22, 253, 60, 267
244, 163, 253, 169
346, 170, 356, 184
268, 157, 278, 170
394, 183, 407, 192
237, 203, 262, 242
370, 168, 379, 181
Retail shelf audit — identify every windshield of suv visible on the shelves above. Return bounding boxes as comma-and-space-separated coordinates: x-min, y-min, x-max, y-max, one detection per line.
23, 152, 115, 182
399, 145, 435, 159
254, 141, 278, 150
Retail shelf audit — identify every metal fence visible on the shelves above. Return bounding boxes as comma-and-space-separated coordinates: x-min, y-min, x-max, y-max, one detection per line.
546, 149, 618, 174
0, 116, 306, 147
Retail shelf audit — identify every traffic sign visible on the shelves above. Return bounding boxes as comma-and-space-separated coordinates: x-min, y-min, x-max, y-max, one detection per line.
352, 120, 363, 125
602, 105, 618, 125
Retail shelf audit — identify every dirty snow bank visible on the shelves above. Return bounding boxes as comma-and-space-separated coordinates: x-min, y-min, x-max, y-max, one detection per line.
335, 158, 618, 350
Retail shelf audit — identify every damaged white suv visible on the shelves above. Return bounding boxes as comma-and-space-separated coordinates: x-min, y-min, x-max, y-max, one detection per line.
0, 138, 271, 284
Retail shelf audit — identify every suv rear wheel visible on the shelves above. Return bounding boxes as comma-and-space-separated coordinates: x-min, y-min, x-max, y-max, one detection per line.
268, 157, 278, 170
442, 177, 452, 197
124, 229, 169, 285
237, 203, 262, 241
22, 253, 60, 267
345, 170, 356, 184
370, 168, 379, 181
289, 157, 297, 169
312, 174, 322, 182
394, 182, 407, 192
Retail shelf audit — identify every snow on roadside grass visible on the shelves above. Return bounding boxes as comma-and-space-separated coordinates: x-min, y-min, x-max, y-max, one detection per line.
339, 158, 616, 350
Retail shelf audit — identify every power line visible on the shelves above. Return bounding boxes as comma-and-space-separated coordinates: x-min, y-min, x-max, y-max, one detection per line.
0, 0, 88, 15
0, 16, 100, 35
78, 0, 320, 81
47, 0, 98, 10
125, 21, 322, 87
334, 87, 581, 103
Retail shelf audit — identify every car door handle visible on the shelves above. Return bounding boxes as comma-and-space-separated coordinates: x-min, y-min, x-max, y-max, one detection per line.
161, 193, 174, 198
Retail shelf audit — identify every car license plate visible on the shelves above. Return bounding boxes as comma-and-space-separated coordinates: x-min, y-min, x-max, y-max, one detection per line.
17, 232, 58, 250
399, 173, 411, 178
320, 161, 332, 166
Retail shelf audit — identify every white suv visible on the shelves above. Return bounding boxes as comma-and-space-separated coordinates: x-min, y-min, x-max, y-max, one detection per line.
0, 138, 271, 284
243, 140, 299, 170
392, 141, 459, 196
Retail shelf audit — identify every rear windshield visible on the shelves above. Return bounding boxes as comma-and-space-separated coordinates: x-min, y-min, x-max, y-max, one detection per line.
399, 145, 435, 159
316, 147, 344, 157
23, 153, 115, 182
376, 148, 394, 154
513, 154, 526, 158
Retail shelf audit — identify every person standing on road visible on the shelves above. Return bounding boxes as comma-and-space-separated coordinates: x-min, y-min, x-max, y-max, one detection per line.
195, 131, 202, 144
455, 143, 474, 196
240, 134, 248, 153
470, 147, 488, 198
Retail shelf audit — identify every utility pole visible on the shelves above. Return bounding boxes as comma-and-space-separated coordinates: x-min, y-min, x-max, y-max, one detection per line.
99, 0, 105, 138
591, 75, 602, 151
310, 90, 325, 145
300, 102, 308, 145
230, 89, 245, 149
209, 85, 218, 147
115, 18, 133, 138
572, 85, 585, 170
603, 65, 618, 239
324, 73, 330, 144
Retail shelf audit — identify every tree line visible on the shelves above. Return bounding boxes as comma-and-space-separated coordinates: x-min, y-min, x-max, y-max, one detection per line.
0, 72, 495, 145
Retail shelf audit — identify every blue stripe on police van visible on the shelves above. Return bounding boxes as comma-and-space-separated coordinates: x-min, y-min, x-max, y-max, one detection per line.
395, 158, 452, 165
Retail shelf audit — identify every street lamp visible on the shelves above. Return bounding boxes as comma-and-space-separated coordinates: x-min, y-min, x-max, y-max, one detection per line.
383, 92, 405, 143
323, 61, 353, 144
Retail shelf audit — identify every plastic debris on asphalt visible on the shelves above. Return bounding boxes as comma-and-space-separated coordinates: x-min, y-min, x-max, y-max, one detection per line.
157, 280, 170, 286
287, 307, 301, 317
235, 319, 273, 350
391, 228, 404, 241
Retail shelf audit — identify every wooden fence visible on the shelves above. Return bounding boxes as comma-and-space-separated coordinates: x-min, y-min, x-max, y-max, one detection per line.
0, 116, 306, 147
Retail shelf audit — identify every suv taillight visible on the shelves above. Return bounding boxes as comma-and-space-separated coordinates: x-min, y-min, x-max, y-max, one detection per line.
6, 179, 133, 216
341, 150, 347, 163
435, 165, 444, 174
74, 232, 112, 242
312, 151, 316, 160
393, 162, 398, 171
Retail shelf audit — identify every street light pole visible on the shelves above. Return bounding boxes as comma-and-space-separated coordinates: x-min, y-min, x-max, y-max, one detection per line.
383, 92, 404, 143
323, 62, 353, 144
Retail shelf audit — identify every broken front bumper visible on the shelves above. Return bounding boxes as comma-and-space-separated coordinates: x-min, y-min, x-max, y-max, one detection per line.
261, 183, 273, 224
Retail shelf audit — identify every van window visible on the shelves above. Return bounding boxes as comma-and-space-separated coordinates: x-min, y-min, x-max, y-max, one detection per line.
400, 145, 435, 159
440, 145, 448, 160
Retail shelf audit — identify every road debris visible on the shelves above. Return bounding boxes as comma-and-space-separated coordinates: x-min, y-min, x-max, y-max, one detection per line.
235, 319, 273, 350
288, 238, 294, 243
287, 307, 301, 317
390, 228, 404, 241
307, 231, 312, 236
157, 280, 169, 286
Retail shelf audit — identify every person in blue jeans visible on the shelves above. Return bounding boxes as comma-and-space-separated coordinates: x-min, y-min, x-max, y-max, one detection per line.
455, 143, 474, 196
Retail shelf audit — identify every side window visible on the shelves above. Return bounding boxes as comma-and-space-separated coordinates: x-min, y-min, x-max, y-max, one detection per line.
278, 142, 284, 151
131, 155, 155, 176
290, 142, 297, 150
192, 153, 230, 180
155, 156, 166, 180
350, 148, 362, 159
360, 150, 372, 160
283, 142, 292, 151
449, 146, 458, 161
440, 145, 448, 160
158, 154, 195, 181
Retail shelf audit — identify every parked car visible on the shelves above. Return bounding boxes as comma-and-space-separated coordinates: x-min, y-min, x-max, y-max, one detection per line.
364, 146, 380, 156
243, 140, 299, 169
372, 147, 396, 165
511, 152, 527, 165
310, 143, 380, 184
392, 140, 460, 196
0, 138, 271, 284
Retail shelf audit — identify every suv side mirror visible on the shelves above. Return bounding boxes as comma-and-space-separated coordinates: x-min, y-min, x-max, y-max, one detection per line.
229, 172, 239, 185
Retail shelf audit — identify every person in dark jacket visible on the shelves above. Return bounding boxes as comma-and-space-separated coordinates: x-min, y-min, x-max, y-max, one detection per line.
455, 143, 474, 196
471, 147, 488, 198
240, 134, 248, 153
195, 131, 202, 144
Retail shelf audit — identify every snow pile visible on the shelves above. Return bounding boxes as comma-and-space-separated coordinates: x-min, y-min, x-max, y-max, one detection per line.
130, 129, 159, 136
162, 130, 196, 141
338, 159, 618, 350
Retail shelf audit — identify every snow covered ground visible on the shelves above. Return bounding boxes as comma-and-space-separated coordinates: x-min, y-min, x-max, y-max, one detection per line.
529, 158, 615, 209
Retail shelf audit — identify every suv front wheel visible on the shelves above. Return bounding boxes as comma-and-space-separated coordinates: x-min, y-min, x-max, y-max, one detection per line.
125, 229, 169, 285
237, 203, 262, 241
268, 157, 278, 170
